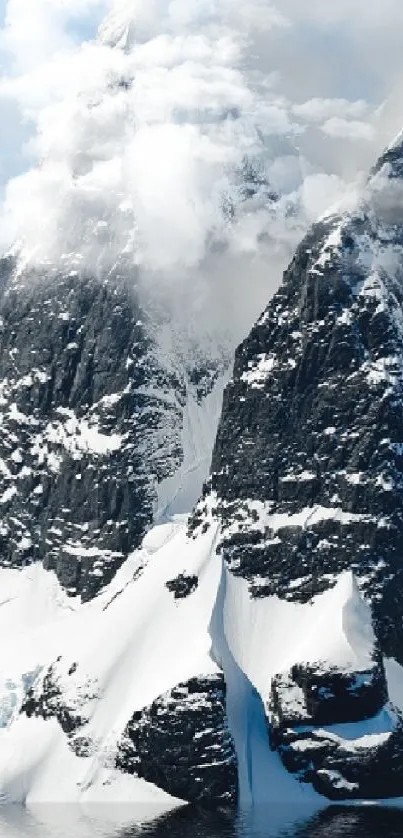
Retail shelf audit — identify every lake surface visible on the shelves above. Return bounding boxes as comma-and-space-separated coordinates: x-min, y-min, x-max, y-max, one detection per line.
1, 804, 403, 838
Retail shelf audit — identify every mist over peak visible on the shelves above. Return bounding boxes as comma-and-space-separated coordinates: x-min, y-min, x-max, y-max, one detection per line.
0, 0, 402, 346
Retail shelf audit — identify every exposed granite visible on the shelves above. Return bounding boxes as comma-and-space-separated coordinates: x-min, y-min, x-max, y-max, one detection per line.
116, 674, 238, 805
191, 188, 403, 663
0, 263, 226, 600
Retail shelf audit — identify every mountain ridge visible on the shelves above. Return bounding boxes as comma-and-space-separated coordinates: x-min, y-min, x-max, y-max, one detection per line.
0, 102, 403, 807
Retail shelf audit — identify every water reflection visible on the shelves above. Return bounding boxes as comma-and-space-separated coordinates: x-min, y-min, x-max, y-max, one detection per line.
0, 802, 402, 838
293, 806, 403, 838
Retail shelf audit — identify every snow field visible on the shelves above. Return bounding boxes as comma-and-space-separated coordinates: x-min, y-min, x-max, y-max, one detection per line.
0, 511, 400, 809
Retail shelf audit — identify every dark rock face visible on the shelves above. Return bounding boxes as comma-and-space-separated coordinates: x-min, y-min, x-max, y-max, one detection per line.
193, 194, 403, 664
20, 662, 238, 803
188, 142, 403, 800
275, 714, 403, 800
267, 657, 403, 800
270, 670, 403, 801
116, 674, 238, 805
21, 658, 96, 757
270, 658, 387, 735
22, 662, 83, 734
166, 574, 199, 599
0, 263, 224, 600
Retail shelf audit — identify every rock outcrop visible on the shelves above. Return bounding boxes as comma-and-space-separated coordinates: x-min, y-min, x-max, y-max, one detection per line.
21, 657, 98, 758
116, 674, 238, 804
267, 658, 403, 800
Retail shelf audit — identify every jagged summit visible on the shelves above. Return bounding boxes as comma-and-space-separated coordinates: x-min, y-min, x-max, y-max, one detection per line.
373, 130, 403, 178
98, 1, 137, 48
0, 0, 281, 602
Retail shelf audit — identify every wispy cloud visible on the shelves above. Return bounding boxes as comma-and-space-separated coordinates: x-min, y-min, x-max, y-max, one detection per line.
0, 0, 402, 345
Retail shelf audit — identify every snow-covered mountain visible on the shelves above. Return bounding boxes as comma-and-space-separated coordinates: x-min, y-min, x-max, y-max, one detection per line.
1, 133, 403, 810
0, 252, 239, 806
1, 0, 403, 815
0, 258, 230, 600
190, 131, 403, 800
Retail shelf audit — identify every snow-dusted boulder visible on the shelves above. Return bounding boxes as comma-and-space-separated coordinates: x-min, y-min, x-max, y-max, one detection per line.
116, 675, 238, 805
268, 655, 403, 799
274, 705, 403, 800
270, 659, 387, 734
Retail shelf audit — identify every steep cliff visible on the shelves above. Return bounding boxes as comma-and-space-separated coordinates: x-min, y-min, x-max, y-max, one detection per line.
0, 260, 228, 601
189, 135, 403, 799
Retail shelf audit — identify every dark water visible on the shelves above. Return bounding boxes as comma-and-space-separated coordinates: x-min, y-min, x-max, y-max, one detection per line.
1, 804, 403, 838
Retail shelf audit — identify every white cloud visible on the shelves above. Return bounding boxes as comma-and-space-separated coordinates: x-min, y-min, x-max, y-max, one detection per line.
293, 99, 369, 124
0, 0, 300, 282
275, 0, 403, 29
0, 0, 109, 71
99, 0, 289, 44
322, 117, 375, 142
0, 0, 402, 347
300, 173, 348, 220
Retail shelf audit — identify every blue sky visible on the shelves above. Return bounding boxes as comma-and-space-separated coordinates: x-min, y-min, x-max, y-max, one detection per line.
0, 0, 99, 41
0, 0, 27, 196
0, 0, 103, 197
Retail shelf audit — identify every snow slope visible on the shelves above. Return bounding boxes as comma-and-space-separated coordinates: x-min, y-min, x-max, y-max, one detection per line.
0, 497, 395, 808
0, 518, 220, 805
222, 570, 376, 704
156, 369, 231, 519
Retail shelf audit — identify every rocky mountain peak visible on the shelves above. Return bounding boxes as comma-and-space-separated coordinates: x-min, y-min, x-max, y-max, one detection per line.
0, 255, 230, 601
186, 138, 403, 798
98, 1, 137, 49
372, 131, 403, 179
